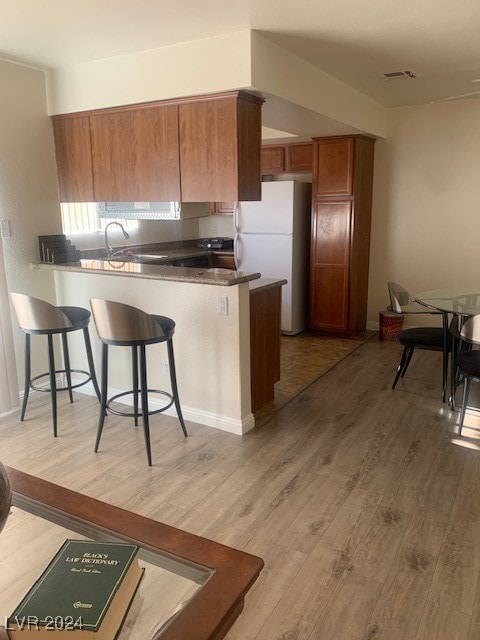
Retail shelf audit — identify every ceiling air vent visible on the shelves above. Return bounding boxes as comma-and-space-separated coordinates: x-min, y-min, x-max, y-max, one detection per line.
381, 70, 419, 79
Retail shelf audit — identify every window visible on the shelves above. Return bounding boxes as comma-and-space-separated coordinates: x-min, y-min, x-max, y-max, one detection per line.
60, 203, 138, 234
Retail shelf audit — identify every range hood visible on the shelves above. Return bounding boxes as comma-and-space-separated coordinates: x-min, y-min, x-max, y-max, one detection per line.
98, 201, 210, 221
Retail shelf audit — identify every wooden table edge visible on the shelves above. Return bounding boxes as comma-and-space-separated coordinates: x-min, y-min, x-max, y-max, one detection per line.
6, 466, 263, 640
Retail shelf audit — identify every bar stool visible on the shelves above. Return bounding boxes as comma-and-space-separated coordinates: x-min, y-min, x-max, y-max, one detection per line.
10, 293, 101, 437
90, 299, 188, 466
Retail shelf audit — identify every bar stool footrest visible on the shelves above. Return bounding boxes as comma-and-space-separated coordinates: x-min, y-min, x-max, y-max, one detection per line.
30, 369, 93, 393
106, 389, 174, 418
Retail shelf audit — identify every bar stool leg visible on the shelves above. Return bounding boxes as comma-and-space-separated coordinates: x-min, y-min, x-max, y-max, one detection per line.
167, 339, 188, 437
62, 333, 74, 404
83, 327, 101, 402
20, 333, 31, 421
95, 344, 109, 452
47, 334, 58, 437
139, 344, 152, 466
132, 346, 139, 427
442, 312, 448, 404
401, 346, 414, 378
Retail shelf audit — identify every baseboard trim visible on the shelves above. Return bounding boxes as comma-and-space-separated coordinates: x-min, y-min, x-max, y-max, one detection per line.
367, 320, 380, 331
73, 380, 255, 436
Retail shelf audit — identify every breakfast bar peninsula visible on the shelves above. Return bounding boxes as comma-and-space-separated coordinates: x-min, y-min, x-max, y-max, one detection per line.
33, 260, 285, 434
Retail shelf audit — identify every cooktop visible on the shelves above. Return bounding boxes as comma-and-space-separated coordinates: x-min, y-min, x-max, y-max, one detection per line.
197, 237, 233, 250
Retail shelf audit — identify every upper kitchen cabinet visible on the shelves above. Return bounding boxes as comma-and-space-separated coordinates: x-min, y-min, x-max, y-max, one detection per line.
90, 105, 181, 202
53, 104, 181, 202
131, 106, 181, 201
285, 142, 313, 173
89, 110, 134, 201
211, 201, 236, 215
312, 137, 354, 197
179, 92, 262, 202
261, 142, 313, 175
52, 117, 94, 202
261, 146, 285, 174
52, 91, 261, 203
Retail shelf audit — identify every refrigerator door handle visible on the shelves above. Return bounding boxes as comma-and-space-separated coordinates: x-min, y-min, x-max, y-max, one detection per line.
233, 202, 239, 233
234, 233, 242, 269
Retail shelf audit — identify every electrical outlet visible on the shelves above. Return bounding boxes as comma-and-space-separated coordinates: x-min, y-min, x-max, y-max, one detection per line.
1, 220, 11, 238
217, 296, 228, 315
162, 360, 169, 374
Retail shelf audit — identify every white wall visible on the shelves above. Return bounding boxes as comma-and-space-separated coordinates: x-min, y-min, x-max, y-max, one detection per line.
46, 30, 387, 140
46, 31, 252, 114
251, 32, 387, 139
368, 98, 480, 327
199, 215, 234, 238
53, 271, 254, 434
0, 61, 61, 388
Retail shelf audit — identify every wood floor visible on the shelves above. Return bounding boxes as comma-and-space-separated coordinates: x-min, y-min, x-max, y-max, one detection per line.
1, 336, 480, 640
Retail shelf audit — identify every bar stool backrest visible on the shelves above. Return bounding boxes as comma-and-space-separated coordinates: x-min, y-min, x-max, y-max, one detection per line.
90, 299, 168, 343
460, 314, 480, 346
10, 293, 72, 332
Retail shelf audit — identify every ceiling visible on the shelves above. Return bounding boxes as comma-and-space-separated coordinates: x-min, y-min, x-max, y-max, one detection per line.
2, 0, 480, 107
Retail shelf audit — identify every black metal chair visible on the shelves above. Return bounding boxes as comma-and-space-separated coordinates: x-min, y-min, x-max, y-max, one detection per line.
90, 299, 187, 466
388, 282, 451, 402
10, 292, 100, 436
452, 314, 480, 435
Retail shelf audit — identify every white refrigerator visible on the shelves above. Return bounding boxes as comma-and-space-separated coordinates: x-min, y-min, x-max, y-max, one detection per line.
234, 180, 312, 335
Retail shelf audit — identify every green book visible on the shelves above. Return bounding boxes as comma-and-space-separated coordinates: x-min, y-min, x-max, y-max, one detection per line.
7, 539, 143, 639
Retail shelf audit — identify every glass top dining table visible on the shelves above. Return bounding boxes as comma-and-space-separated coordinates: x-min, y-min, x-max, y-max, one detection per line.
415, 288, 480, 316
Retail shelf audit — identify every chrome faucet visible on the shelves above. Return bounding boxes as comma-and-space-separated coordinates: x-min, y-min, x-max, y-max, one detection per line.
104, 222, 130, 258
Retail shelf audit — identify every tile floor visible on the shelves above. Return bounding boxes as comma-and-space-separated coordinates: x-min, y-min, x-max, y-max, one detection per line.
255, 329, 376, 422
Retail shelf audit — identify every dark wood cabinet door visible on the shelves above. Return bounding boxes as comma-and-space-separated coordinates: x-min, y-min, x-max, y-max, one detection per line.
52, 117, 94, 202
90, 111, 134, 201
261, 146, 285, 174
179, 94, 261, 202
131, 105, 181, 201
313, 137, 354, 197
212, 201, 236, 215
285, 143, 313, 173
310, 266, 349, 332
310, 201, 351, 331
213, 254, 236, 269
180, 97, 237, 202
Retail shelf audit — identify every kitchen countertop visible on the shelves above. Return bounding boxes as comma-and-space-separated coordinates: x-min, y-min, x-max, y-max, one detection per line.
249, 277, 287, 294
31, 259, 260, 287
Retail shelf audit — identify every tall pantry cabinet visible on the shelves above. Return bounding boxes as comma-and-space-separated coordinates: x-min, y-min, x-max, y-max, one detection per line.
310, 135, 375, 337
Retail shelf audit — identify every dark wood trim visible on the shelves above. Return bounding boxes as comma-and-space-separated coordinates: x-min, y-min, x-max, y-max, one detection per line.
250, 285, 282, 413
51, 91, 264, 120
6, 467, 263, 640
